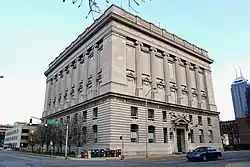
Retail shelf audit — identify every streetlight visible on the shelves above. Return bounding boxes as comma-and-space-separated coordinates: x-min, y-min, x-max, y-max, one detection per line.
0, 76, 4, 79
145, 87, 157, 158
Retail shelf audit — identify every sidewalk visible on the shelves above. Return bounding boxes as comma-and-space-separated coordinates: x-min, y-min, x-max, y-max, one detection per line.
20, 152, 185, 161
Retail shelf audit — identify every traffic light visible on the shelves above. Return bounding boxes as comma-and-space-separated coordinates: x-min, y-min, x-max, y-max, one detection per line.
29, 119, 32, 124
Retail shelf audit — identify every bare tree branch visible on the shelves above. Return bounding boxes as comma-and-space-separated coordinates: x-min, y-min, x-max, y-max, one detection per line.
63, 0, 151, 19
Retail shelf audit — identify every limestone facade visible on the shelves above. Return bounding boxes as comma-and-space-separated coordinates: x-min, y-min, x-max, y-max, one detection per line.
42, 5, 222, 155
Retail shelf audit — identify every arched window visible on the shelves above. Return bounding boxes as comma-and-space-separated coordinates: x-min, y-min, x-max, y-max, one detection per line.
148, 126, 155, 143
130, 124, 138, 142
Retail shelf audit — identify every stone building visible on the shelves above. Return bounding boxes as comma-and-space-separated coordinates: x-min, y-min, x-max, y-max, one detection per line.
237, 117, 250, 150
42, 5, 222, 155
0, 124, 13, 147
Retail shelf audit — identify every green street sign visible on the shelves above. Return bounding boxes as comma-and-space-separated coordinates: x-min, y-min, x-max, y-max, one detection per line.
47, 119, 59, 125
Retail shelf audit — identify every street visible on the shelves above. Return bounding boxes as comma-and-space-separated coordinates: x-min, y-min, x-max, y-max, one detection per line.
0, 151, 250, 167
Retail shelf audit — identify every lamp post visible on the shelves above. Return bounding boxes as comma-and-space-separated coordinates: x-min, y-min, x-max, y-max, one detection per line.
0, 76, 4, 79
65, 124, 69, 158
145, 87, 157, 158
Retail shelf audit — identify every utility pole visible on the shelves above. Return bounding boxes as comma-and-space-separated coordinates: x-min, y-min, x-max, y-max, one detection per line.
65, 124, 69, 157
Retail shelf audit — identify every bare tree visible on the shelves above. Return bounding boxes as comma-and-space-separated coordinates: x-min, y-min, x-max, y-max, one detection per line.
28, 130, 39, 152
62, 0, 151, 19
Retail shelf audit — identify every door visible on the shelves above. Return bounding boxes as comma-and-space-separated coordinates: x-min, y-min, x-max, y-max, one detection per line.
177, 129, 182, 152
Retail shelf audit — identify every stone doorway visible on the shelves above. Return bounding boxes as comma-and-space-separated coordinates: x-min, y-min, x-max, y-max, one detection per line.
176, 128, 185, 153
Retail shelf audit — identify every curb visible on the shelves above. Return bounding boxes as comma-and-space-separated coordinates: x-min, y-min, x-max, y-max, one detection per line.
20, 152, 185, 161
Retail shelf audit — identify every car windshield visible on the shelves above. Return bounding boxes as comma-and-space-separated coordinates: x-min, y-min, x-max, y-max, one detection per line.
193, 147, 207, 152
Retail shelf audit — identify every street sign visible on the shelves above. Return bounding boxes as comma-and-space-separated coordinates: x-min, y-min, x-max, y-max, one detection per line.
47, 119, 59, 125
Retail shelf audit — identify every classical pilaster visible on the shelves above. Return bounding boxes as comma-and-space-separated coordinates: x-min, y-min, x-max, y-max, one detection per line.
195, 65, 202, 108
135, 41, 143, 97
174, 57, 182, 105
92, 44, 99, 97
81, 52, 89, 100
59, 71, 64, 110
204, 69, 217, 111
150, 47, 157, 99
55, 74, 60, 109
66, 63, 73, 104
74, 57, 81, 100
43, 80, 50, 114
163, 52, 171, 103
185, 62, 193, 106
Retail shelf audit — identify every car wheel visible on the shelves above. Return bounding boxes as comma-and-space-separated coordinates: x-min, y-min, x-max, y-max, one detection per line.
214, 156, 218, 160
202, 155, 207, 161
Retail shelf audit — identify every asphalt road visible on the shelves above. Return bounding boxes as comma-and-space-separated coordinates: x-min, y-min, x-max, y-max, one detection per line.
0, 150, 250, 167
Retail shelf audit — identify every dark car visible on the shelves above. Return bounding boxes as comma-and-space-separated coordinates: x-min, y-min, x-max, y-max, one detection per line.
186, 147, 222, 161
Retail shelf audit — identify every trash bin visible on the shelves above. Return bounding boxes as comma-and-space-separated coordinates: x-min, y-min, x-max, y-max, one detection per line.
106, 148, 111, 157
88, 151, 91, 158
84, 151, 88, 158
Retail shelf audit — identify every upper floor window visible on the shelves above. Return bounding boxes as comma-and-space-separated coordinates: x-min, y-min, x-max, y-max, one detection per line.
207, 117, 212, 126
131, 106, 138, 118
148, 109, 154, 121
198, 116, 203, 125
93, 107, 98, 119
162, 111, 167, 122
189, 115, 193, 124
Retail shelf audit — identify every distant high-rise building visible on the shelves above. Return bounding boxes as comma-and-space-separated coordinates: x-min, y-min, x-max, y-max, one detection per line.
231, 69, 250, 119
246, 84, 250, 114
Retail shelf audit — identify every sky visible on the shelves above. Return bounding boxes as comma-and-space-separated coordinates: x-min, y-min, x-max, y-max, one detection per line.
0, 0, 250, 124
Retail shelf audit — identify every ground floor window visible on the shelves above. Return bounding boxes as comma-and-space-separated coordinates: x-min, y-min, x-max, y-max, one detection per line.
163, 128, 168, 143
130, 124, 138, 142
208, 130, 213, 143
93, 125, 98, 143
148, 126, 155, 143
199, 129, 204, 143
188, 130, 194, 143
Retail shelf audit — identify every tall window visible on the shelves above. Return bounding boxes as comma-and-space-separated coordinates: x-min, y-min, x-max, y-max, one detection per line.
198, 116, 203, 125
93, 107, 98, 119
207, 117, 211, 126
162, 111, 167, 122
66, 116, 70, 124
82, 111, 87, 122
73, 113, 78, 123
208, 130, 213, 143
189, 115, 193, 124
82, 127, 87, 144
131, 106, 138, 118
188, 130, 194, 143
163, 128, 168, 143
130, 124, 138, 142
60, 117, 64, 123
148, 126, 155, 143
148, 109, 154, 120
93, 125, 98, 143
199, 129, 204, 143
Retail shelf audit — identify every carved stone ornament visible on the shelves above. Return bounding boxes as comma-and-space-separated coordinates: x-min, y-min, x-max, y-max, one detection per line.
170, 83, 177, 92
142, 76, 152, 86
201, 91, 207, 99
182, 87, 188, 95
157, 80, 165, 89
78, 80, 83, 93
71, 85, 75, 97
126, 71, 136, 82
53, 97, 56, 106
64, 89, 68, 100
192, 89, 198, 97
87, 76, 92, 89
58, 93, 62, 103
48, 99, 52, 107
97, 69, 102, 84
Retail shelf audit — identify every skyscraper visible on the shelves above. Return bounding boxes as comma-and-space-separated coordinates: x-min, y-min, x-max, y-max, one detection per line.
246, 84, 250, 115
231, 69, 250, 119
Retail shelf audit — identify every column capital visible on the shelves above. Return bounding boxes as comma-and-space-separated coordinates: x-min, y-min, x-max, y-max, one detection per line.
149, 47, 157, 52
174, 57, 181, 62
59, 71, 63, 78
64, 66, 69, 74
135, 41, 143, 46
185, 61, 191, 66
163, 52, 170, 57
194, 65, 200, 70
92, 44, 99, 50
77, 55, 83, 62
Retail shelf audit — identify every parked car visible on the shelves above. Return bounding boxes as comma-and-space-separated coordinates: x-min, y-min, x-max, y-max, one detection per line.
186, 147, 222, 161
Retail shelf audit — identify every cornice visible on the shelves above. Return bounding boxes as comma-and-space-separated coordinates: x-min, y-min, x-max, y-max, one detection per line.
42, 92, 219, 120
44, 4, 213, 77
